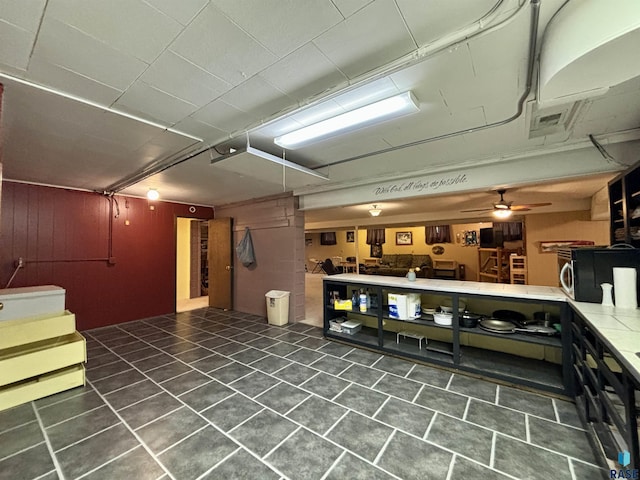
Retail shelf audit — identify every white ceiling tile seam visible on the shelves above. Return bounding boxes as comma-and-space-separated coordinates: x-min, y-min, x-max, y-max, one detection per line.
0, 73, 203, 142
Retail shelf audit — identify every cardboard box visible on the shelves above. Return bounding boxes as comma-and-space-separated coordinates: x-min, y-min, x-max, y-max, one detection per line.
334, 299, 353, 310
388, 293, 409, 320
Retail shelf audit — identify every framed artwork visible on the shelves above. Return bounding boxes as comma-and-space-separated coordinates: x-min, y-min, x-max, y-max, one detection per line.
346, 231, 355, 243
305, 238, 312, 246
538, 240, 595, 253
396, 231, 412, 245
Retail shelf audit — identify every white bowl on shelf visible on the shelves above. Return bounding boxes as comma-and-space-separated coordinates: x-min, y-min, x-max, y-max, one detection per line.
433, 312, 453, 326
440, 300, 466, 313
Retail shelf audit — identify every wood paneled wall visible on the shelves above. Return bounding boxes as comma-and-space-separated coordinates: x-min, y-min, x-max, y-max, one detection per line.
0, 182, 213, 330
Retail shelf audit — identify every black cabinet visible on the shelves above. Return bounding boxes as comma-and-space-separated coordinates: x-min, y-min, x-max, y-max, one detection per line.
609, 160, 640, 247
323, 276, 572, 395
571, 310, 640, 469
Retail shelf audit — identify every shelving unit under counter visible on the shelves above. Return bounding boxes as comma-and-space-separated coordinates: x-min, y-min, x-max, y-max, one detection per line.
323, 274, 572, 396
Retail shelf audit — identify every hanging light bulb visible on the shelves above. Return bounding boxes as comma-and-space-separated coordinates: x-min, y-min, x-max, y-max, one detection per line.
369, 205, 382, 217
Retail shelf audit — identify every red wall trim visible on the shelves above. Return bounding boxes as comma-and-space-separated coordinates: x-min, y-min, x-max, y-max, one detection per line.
0, 182, 214, 330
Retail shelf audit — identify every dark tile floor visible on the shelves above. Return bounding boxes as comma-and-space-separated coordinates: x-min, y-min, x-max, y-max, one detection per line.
1, 308, 607, 480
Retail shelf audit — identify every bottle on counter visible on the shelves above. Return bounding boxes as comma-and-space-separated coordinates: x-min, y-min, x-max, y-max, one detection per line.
351, 290, 359, 309
366, 289, 371, 309
359, 289, 367, 312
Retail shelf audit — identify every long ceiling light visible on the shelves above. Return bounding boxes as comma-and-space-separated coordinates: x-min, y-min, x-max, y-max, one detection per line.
274, 91, 419, 149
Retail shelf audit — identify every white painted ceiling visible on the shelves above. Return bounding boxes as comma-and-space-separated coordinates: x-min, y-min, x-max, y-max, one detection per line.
1, 0, 639, 226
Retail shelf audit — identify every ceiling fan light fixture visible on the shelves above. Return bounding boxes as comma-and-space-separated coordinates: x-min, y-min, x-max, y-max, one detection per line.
274, 91, 419, 149
369, 205, 382, 217
493, 209, 512, 219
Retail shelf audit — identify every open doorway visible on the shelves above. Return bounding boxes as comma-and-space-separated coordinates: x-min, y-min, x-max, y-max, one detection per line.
176, 218, 209, 312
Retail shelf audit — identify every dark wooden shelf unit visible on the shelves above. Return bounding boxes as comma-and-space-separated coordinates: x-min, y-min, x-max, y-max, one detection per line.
609, 160, 640, 247
323, 278, 571, 396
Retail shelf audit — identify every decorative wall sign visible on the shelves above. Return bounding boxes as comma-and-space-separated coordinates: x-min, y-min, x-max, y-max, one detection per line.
299, 151, 614, 212
396, 232, 412, 245
432, 245, 445, 255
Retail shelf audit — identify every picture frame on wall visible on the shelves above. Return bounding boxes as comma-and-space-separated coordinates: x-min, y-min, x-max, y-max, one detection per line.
346, 231, 355, 243
396, 231, 412, 245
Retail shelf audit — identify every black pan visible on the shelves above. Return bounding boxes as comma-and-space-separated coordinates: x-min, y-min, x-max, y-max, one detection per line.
479, 319, 557, 336
459, 311, 483, 328
492, 309, 526, 322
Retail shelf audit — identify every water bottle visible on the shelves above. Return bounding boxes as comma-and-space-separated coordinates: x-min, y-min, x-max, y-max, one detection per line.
359, 289, 367, 312
351, 290, 359, 309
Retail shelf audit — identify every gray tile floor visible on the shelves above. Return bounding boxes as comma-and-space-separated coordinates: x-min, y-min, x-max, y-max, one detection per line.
1, 309, 607, 480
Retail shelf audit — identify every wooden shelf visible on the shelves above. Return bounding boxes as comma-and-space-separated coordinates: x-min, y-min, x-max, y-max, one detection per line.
609, 161, 640, 245
477, 247, 515, 283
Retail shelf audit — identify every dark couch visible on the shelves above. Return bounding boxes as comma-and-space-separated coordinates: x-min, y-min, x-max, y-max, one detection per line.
365, 254, 434, 278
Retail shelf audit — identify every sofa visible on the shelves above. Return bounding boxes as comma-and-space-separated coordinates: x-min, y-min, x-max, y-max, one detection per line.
365, 254, 434, 278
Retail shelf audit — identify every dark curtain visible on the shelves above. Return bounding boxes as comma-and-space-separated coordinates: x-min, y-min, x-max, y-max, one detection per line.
494, 222, 523, 241
425, 225, 451, 244
320, 232, 337, 245
366, 228, 385, 258
366, 228, 386, 245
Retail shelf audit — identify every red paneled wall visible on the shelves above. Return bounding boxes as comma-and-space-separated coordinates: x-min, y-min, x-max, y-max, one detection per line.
0, 182, 213, 330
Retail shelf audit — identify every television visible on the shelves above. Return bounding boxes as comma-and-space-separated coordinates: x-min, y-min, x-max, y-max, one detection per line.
480, 227, 504, 248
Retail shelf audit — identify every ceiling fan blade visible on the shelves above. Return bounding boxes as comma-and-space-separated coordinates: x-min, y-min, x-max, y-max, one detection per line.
511, 202, 552, 210
460, 207, 494, 213
509, 206, 531, 212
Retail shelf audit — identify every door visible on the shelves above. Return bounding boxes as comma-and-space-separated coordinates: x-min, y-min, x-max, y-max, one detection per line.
208, 217, 233, 309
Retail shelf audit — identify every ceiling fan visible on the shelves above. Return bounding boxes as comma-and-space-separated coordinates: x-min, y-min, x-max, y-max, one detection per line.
461, 189, 552, 218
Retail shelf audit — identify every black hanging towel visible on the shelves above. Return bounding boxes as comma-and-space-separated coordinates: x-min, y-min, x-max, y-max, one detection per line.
236, 227, 256, 267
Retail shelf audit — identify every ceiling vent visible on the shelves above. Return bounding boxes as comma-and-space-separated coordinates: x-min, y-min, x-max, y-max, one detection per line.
527, 100, 583, 139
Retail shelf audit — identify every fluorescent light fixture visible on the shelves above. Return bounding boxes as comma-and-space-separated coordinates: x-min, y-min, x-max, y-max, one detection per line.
274, 91, 419, 149
0, 72, 203, 142
147, 189, 160, 201
212, 145, 329, 181
493, 209, 512, 219
369, 205, 382, 217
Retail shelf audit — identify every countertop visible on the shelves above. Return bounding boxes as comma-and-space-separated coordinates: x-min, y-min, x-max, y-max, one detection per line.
324, 274, 640, 383
323, 274, 567, 302
570, 300, 640, 385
